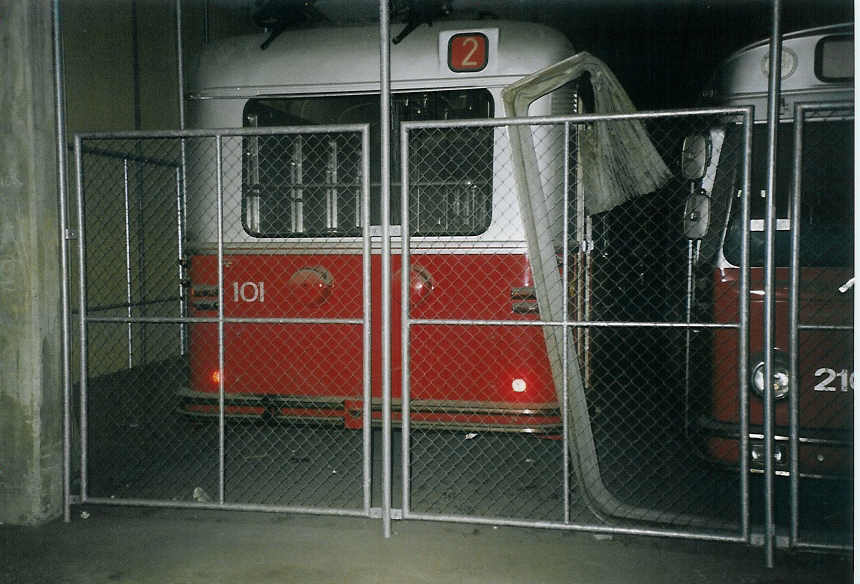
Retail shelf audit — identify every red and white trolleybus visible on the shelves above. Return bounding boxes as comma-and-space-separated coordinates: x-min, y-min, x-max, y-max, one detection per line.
180, 20, 581, 431
682, 24, 854, 477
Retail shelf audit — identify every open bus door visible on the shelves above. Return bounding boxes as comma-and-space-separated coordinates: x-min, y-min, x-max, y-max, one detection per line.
500, 52, 738, 526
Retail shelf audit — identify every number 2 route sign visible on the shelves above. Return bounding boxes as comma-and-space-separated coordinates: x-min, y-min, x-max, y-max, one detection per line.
448, 33, 488, 72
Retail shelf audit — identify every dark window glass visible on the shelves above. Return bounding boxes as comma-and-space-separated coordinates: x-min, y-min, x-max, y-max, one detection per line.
242, 89, 494, 237
815, 35, 854, 82
723, 120, 854, 267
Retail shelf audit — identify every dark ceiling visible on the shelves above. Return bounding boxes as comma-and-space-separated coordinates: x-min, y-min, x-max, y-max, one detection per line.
240, 0, 853, 109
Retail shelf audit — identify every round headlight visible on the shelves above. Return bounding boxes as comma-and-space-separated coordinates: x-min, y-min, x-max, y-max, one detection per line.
750, 354, 790, 400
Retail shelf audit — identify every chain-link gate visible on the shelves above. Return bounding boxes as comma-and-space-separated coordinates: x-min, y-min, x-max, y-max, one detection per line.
789, 102, 854, 550
397, 107, 852, 547
67, 109, 852, 551
71, 126, 374, 516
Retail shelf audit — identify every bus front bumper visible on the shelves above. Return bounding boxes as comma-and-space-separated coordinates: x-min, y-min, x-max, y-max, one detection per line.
698, 415, 852, 479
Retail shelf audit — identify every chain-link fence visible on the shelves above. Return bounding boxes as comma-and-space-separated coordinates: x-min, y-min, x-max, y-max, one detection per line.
398, 110, 752, 539
789, 103, 854, 549
399, 107, 852, 547
72, 126, 373, 515
68, 108, 852, 551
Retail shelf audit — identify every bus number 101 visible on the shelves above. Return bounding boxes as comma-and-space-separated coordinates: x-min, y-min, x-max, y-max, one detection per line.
232, 281, 265, 303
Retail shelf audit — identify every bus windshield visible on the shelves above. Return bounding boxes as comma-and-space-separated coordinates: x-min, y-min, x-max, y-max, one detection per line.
242, 89, 494, 237
723, 119, 854, 267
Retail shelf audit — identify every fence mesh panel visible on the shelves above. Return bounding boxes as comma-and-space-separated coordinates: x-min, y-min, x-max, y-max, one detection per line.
71, 108, 851, 546
75, 128, 371, 512
402, 112, 745, 531
793, 105, 854, 545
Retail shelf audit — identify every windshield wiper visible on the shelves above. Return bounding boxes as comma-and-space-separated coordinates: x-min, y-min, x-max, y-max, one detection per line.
392, 0, 452, 45
253, 0, 329, 50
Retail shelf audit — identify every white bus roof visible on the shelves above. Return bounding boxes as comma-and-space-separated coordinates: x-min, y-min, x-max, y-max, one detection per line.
188, 20, 574, 98
707, 23, 853, 116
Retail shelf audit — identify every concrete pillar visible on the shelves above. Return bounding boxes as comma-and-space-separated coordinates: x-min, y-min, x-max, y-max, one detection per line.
0, 0, 64, 525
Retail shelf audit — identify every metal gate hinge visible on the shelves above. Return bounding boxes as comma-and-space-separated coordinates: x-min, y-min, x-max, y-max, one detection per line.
369, 507, 403, 520
65, 229, 78, 240
580, 240, 595, 254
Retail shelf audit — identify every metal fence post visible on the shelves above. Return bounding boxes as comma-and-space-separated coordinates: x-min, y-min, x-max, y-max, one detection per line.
379, 0, 393, 539
562, 121, 571, 524
123, 159, 135, 369
401, 123, 412, 518
54, 0, 73, 524
788, 104, 804, 548
74, 135, 89, 503
362, 126, 373, 516
739, 107, 754, 543
763, 0, 783, 567
215, 135, 226, 505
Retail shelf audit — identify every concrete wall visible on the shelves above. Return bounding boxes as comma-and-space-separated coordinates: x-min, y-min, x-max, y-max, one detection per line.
63, 0, 257, 134
0, 0, 64, 526
0, 0, 258, 526
63, 0, 179, 382
62, 0, 257, 380
63, 0, 138, 132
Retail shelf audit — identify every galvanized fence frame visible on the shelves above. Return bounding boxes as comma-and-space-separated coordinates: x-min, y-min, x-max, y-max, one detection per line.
69, 124, 374, 519
396, 108, 755, 543
789, 101, 855, 553
62, 108, 852, 559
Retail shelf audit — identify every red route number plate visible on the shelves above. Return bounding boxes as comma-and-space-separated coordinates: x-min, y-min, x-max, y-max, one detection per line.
448, 33, 488, 72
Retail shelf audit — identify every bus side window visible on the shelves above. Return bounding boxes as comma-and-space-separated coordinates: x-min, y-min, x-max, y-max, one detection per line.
406, 91, 494, 236
409, 126, 493, 235
241, 89, 494, 237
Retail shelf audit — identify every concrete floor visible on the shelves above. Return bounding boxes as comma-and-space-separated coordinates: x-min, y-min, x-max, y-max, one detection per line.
0, 506, 851, 584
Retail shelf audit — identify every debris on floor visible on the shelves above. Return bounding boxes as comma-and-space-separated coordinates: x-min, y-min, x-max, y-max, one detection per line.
192, 487, 212, 503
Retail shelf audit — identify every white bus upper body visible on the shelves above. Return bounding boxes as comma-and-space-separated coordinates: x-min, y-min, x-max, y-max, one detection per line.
706, 23, 853, 121
698, 24, 854, 270
185, 20, 575, 252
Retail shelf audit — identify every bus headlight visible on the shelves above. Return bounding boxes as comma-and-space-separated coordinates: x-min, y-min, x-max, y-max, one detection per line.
750, 354, 790, 400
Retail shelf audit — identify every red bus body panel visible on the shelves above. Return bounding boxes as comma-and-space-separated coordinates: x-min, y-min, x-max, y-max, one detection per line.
185, 252, 561, 431
707, 267, 853, 476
